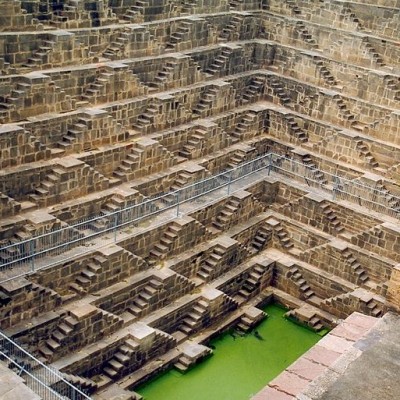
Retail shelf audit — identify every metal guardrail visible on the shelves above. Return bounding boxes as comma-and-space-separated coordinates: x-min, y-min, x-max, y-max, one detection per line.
0, 331, 92, 400
0, 152, 399, 281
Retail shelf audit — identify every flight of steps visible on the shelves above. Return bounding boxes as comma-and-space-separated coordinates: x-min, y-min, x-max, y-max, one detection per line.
205, 48, 233, 76
229, 0, 244, 10
178, 299, 209, 336
287, 266, 315, 300
236, 264, 266, 300
355, 140, 379, 168
81, 72, 113, 103
125, 279, 163, 317
340, 6, 364, 31
165, 21, 192, 50
219, 15, 244, 42
227, 149, 248, 168
384, 76, 400, 101
314, 57, 340, 88
69, 255, 108, 294
132, 104, 159, 132
375, 183, 400, 214
285, 309, 324, 331
103, 338, 139, 379
231, 111, 258, 141
148, 222, 182, 265
192, 87, 219, 117
149, 61, 177, 91
0, 82, 31, 112
181, 0, 198, 14
103, 28, 132, 59
284, 0, 301, 15
361, 37, 386, 67
174, 345, 212, 372
285, 115, 308, 142
60, 373, 98, 395
320, 201, 344, 233
113, 147, 144, 181
89, 197, 127, 232
295, 21, 318, 49
179, 128, 206, 158
250, 226, 272, 253
270, 79, 292, 106
332, 95, 365, 130
301, 154, 328, 184
240, 77, 265, 104
122, 1, 147, 23
56, 118, 89, 151
196, 245, 225, 281
342, 250, 369, 285
22, 40, 55, 67
273, 223, 294, 250
212, 198, 240, 230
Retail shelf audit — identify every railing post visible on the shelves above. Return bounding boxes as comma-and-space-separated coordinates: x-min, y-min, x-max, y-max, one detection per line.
176, 191, 180, 216
113, 212, 118, 242
227, 170, 232, 195
30, 240, 35, 272
267, 153, 273, 176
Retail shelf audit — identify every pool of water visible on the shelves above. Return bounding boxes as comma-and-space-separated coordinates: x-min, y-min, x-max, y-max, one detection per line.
136, 304, 323, 400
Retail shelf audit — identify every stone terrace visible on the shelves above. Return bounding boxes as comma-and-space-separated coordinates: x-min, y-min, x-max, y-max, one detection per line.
0, 0, 399, 399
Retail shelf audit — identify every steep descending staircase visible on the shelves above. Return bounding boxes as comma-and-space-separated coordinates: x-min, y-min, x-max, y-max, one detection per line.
126, 279, 164, 317
165, 21, 192, 50
237, 264, 266, 300
340, 6, 364, 31
295, 21, 318, 49
284, 0, 301, 15
192, 87, 219, 117
270, 79, 292, 106
148, 60, 177, 91
205, 48, 233, 76
250, 226, 272, 252
22, 40, 56, 67
212, 198, 241, 230
342, 250, 369, 285
355, 140, 379, 168
219, 15, 244, 42
179, 128, 206, 158
314, 57, 340, 88
178, 299, 209, 336
103, 28, 132, 59
301, 154, 328, 184
122, 1, 147, 23
56, 118, 89, 151
148, 222, 182, 265
284, 115, 308, 142
287, 266, 315, 300
81, 72, 113, 103
196, 244, 225, 281
240, 77, 265, 104
132, 104, 159, 131
227, 149, 248, 168
320, 201, 344, 233
361, 37, 386, 67
231, 111, 258, 141
273, 222, 294, 250
103, 338, 139, 378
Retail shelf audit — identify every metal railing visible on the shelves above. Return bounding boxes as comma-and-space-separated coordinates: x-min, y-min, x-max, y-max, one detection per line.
0, 152, 399, 281
0, 331, 92, 400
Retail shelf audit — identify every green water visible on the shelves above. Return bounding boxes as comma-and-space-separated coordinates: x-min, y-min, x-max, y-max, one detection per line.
136, 304, 322, 400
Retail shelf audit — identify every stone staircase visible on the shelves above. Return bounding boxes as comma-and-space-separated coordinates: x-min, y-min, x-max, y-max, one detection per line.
284, 115, 308, 142
103, 338, 139, 379
314, 57, 340, 88
205, 48, 233, 76
219, 15, 244, 42
165, 21, 192, 50
148, 222, 182, 265
237, 263, 267, 300
284, 0, 301, 15
178, 299, 209, 336
126, 279, 164, 317
332, 95, 362, 129
273, 222, 294, 250
375, 183, 400, 214
287, 266, 315, 300
227, 148, 248, 168
60, 373, 98, 395
0, 81, 31, 112
294, 21, 318, 49
103, 28, 132, 59
69, 255, 108, 294
301, 154, 328, 184
132, 104, 159, 132
320, 201, 344, 233
181, 0, 198, 15
196, 244, 226, 281
340, 6, 364, 31
231, 111, 258, 141
81, 71, 114, 103
240, 77, 265, 104
229, 0, 244, 10
355, 140, 379, 168
22, 39, 56, 67
122, 1, 147, 23
270, 79, 292, 106
361, 37, 386, 67
250, 226, 272, 253
285, 308, 324, 331
212, 198, 241, 230
56, 118, 89, 152
384, 76, 400, 101
174, 343, 212, 372
149, 60, 178, 91
192, 86, 219, 117
342, 250, 369, 285
179, 128, 206, 158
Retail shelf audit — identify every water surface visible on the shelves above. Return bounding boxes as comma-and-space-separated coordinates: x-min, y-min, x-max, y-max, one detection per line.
136, 304, 322, 400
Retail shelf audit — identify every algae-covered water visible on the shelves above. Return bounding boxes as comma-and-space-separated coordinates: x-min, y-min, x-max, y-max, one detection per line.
136, 304, 322, 400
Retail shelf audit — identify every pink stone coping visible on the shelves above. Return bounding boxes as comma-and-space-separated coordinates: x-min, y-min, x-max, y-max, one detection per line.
251, 312, 379, 400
